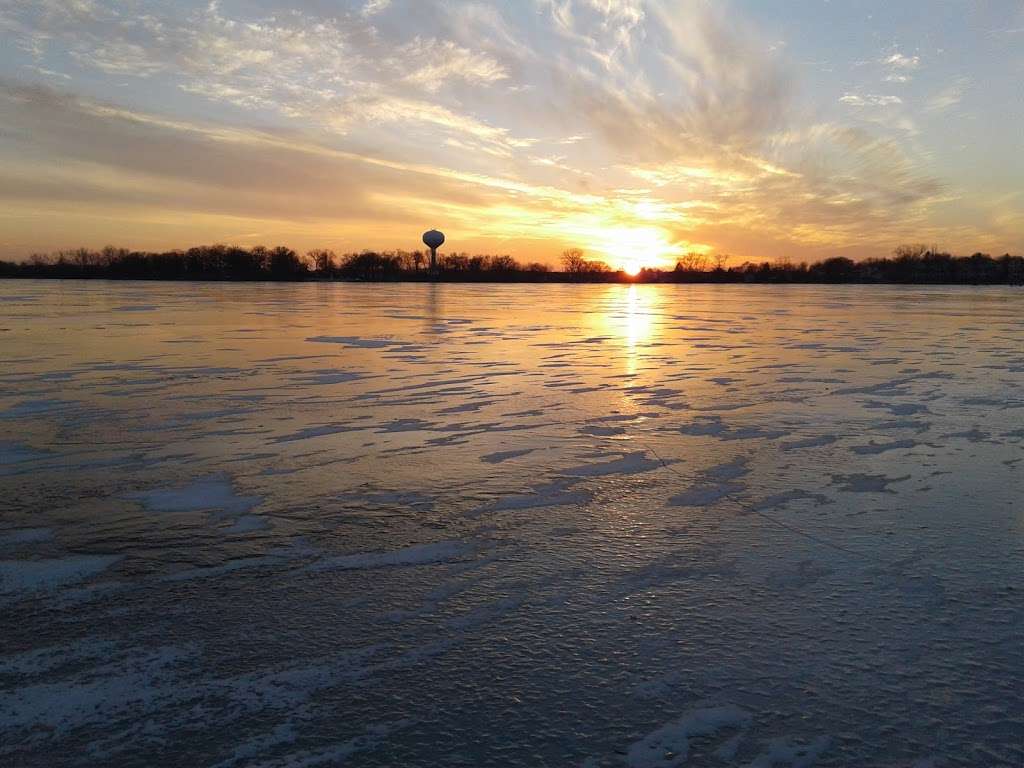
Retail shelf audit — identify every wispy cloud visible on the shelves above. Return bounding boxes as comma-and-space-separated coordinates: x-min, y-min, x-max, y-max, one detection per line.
361, 0, 392, 17
397, 37, 509, 93
927, 77, 970, 112
840, 93, 903, 107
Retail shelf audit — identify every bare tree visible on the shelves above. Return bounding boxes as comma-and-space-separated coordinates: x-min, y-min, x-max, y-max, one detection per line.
675, 252, 709, 272
894, 244, 930, 261
561, 248, 588, 273
307, 249, 336, 274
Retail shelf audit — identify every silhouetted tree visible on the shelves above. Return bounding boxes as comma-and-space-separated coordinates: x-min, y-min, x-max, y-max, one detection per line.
561, 248, 588, 273
894, 244, 931, 261
813, 257, 857, 282
268, 247, 305, 278
340, 251, 403, 280
561, 248, 611, 276
675, 252, 710, 272
307, 249, 336, 275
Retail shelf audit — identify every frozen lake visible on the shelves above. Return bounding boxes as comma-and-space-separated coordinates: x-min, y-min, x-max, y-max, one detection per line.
1, 280, 1022, 767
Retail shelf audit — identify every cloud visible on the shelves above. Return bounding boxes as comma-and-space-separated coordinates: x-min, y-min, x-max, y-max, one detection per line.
398, 37, 509, 92
884, 52, 921, 70
880, 49, 921, 83
0, 1, 523, 152
927, 78, 970, 112
531, 0, 791, 165
71, 41, 166, 76
839, 93, 903, 107
361, 0, 392, 17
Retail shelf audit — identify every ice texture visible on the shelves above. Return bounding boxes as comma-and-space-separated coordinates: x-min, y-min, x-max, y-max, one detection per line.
128, 476, 263, 516
627, 706, 751, 767
0, 555, 121, 596
1, 282, 1022, 767
306, 541, 474, 571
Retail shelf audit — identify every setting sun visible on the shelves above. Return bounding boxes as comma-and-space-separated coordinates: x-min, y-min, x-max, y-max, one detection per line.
586, 225, 686, 273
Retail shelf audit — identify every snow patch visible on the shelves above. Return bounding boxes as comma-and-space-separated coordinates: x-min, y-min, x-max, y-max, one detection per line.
626, 706, 751, 767
0, 441, 50, 466
129, 476, 262, 516
670, 458, 750, 507
307, 541, 473, 572
0, 554, 122, 596
831, 473, 910, 493
0, 528, 53, 546
474, 479, 591, 515
745, 735, 831, 767
481, 448, 534, 464
306, 335, 402, 348
563, 451, 662, 477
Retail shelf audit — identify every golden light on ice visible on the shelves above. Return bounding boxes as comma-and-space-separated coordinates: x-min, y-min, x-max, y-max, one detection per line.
594, 285, 657, 377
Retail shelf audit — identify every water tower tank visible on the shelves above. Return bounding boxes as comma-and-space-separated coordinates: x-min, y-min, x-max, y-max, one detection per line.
423, 230, 445, 273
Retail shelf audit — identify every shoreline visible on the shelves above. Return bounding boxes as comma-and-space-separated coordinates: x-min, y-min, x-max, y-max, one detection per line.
2, 274, 1022, 286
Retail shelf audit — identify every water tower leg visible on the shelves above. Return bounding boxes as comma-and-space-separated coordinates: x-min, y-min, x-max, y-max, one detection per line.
430, 247, 437, 273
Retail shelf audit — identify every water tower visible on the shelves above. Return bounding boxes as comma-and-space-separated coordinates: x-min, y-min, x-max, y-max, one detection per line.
423, 229, 445, 273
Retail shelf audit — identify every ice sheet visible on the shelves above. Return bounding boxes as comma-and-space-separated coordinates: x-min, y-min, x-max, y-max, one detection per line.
1, 282, 1022, 767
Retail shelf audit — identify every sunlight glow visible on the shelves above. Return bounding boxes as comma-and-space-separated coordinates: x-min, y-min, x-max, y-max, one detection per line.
622, 285, 655, 376
594, 285, 658, 377
589, 226, 684, 272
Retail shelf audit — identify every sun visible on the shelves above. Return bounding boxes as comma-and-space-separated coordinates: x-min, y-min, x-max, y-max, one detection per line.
585, 225, 681, 273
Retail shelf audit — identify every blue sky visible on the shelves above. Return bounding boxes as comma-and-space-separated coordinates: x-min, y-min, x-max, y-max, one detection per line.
0, 0, 1021, 266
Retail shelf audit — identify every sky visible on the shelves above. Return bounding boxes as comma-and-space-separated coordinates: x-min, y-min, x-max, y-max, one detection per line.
0, 0, 1022, 269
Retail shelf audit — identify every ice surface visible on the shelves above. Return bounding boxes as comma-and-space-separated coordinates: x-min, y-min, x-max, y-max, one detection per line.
237, 719, 412, 768
626, 706, 751, 767
1, 282, 1022, 767
1, 399, 74, 418
224, 515, 270, 534
0, 528, 53, 546
849, 439, 919, 455
306, 335, 405, 348
128, 475, 262, 516
0, 554, 121, 596
306, 541, 474, 571
669, 457, 750, 507
473, 478, 592, 515
563, 451, 663, 477
163, 553, 289, 581
0, 441, 50, 466
480, 448, 534, 463
744, 736, 832, 768
830, 473, 910, 493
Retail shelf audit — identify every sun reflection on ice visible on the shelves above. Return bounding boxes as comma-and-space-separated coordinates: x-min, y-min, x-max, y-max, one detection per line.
602, 285, 657, 377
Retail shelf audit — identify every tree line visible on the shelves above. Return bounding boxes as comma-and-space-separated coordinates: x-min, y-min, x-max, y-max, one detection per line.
0, 245, 549, 282
0, 243, 1021, 284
